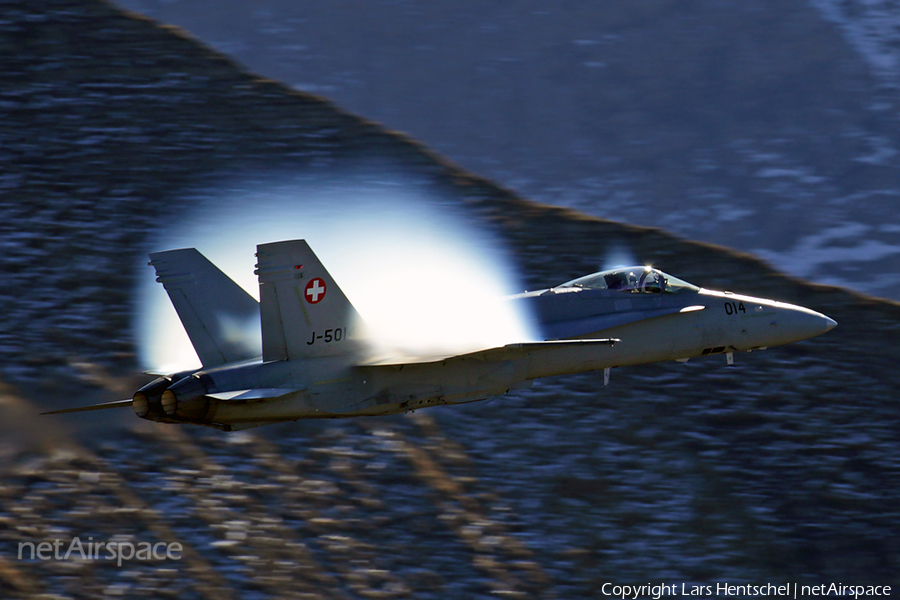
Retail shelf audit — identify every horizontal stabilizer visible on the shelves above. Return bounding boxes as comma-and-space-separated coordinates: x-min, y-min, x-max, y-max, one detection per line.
41, 399, 133, 415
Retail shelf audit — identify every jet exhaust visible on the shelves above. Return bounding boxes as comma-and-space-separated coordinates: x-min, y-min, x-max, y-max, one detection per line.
132, 391, 149, 417
159, 375, 213, 420
131, 376, 172, 418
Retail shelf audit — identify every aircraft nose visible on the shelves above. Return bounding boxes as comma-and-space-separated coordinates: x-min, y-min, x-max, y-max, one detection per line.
774, 304, 837, 343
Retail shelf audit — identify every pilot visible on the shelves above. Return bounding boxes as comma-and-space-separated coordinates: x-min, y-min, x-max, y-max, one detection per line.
638, 270, 665, 293
626, 271, 639, 291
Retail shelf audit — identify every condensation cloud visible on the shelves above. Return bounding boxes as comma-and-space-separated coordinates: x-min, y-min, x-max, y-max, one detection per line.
135, 170, 537, 370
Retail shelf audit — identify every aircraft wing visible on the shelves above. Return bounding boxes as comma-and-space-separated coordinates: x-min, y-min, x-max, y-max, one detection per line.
40, 399, 133, 415
543, 305, 705, 339
359, 339, 619, 381
358, 339, 617, 367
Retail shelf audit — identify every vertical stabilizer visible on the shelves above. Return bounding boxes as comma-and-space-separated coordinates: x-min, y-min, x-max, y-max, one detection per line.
255, 240, 361, 361
149, 248, 261, 367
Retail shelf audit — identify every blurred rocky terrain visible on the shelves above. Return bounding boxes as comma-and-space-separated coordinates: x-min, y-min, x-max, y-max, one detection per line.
112, 0, 900, 300
1, 1, 899, 598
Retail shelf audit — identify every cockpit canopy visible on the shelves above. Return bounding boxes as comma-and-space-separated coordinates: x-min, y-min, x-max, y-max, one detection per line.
556, 266, 699, 295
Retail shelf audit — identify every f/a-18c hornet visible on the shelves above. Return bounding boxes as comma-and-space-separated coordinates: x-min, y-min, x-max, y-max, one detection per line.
44, 240, 835, 430
510, 265, 836, 383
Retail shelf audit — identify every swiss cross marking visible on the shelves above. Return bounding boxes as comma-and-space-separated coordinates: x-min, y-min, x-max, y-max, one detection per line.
305, 278, 326, 304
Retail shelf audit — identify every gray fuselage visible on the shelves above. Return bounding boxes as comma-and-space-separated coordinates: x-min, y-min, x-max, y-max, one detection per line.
513, 283, 835, 368
136, 264, 835, 430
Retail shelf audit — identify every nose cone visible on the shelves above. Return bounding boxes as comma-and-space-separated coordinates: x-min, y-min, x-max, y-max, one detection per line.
773, 303, 837, 344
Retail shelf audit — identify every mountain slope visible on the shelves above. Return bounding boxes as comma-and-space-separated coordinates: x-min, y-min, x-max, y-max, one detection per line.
1, 1, 898, 597
113, 0, 900, 300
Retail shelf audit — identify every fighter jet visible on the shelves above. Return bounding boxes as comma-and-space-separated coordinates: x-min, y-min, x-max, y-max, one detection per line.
509, 265, 837, 383
43, 242, 835, 430
43, 240, 621, 429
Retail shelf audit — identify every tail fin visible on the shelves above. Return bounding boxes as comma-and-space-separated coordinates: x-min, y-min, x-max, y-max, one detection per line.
255, 240, 361, 361
149, 248, 261, 367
